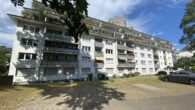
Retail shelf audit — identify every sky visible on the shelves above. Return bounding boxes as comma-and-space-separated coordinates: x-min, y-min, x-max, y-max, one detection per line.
0, 0, 190, 50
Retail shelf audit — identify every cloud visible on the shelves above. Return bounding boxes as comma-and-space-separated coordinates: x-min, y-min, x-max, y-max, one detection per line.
0, 0, 31, 47
88, 0, 149, 32
0, 32, 15, 47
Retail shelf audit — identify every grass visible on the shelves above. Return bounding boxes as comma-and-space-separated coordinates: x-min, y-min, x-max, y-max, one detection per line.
0, 76, 195, 110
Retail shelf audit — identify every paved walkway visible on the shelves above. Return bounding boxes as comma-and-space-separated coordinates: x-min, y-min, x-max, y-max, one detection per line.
15, 83, 195, 110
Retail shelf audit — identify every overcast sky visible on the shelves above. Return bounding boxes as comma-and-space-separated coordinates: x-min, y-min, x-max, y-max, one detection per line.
0, 0, 190, 49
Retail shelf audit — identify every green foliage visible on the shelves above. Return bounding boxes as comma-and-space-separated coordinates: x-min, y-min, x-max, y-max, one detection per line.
180, 0, 195, 50
123, 72, 140, 78
0, 47, 8, 75
12, 0, 89, 43
174, 57, 195, 70
191, 66, 195, 71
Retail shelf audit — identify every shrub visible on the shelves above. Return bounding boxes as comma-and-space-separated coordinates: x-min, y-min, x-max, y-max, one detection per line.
97, 73, 108, 80
123, 72, 140, 78
156, 71, 167, 76
131, 72, 141, 77
191, 66, 195, 72
112, 74, 117, 78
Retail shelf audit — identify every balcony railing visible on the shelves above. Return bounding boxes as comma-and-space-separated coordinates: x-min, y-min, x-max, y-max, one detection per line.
117, 45, 127, 50
117, 63, 135, 68
94, 63, 104, 68
95, 41, 103, 47
43, 47, 79, 54
154, 57, 159, 61
44, 33, 72, 43
95, 52, 104, 57
41, 61, 78, 67
127, 47, 134, 51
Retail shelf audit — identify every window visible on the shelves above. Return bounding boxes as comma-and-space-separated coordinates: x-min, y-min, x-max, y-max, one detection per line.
16, 68, 35, 77
149, 68, 153, 73
148, 61, 153, 65
82, 56, 91, 62
141, 53, 145, 58
82, 68, 91, 74
21, 38, 38, 46
136, 68, 139, 72
64, 68, 75, 75
142, 68, 147, 73
18, 53, 37, 60
44, 68, 57, 76
106, 58, 113, 63
135, 60, 139, 64
105, 40, 113, 45
106, 68, 114, 74
82, 36, 90, 42
106, 49, 113, 54
148, 54, 152, 58
82, 46, 90, 52
141, 60, 146, 65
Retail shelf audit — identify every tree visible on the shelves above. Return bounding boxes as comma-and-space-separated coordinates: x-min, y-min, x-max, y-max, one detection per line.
11, 0, 89, 42
0, 47, 9, 75
180, 0, 195, 50
174, 57, 195, 70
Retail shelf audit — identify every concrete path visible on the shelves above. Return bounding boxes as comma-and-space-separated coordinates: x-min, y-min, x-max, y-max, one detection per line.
15, 83, 195, 110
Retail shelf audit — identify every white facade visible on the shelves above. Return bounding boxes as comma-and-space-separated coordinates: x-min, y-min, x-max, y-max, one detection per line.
8, 12, 174, 83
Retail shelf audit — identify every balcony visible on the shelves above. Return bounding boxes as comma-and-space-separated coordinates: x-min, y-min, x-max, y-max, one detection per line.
118, 53, 128, 59
154, 57, 159, 61
117, 63, 135, 68
44, 33, 72, 43
41, 61, 78, 67
95, 52, 104, 57
154, 63, 160, 68
95, 41, 103, 47
117, 45, 127, 50
126, 46, 134, 51
94, 63, 104, 68
43, 47, 79, 54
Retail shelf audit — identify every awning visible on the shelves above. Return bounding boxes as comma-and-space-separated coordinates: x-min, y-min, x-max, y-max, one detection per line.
95, 57, 104, 61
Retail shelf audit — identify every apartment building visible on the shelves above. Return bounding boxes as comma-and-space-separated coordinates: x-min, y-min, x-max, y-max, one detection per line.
8, 6, 173, 83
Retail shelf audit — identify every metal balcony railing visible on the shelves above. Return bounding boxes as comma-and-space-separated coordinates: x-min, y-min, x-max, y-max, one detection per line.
41, 61, 78, 67
44, 33, 72, 42
95, 41, 103, 47
117, 45, 127, 50
43, 47, 79, 54
117, 63, 136, 68
95, 52, 104, 57
94, 63, 104, 68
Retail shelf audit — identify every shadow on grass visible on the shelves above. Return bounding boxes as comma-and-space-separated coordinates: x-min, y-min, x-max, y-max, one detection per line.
21, 81, 125, 110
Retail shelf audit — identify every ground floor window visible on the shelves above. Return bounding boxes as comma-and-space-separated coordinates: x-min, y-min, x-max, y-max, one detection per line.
81, 68, 91, 74
64, 68, 75, 75
106, 68, 114, 74
44, 68, 57, 76
149, 68, 153, 73
118, 68, 124, 73
142, 68, 147, 73
16, 68, 35, 77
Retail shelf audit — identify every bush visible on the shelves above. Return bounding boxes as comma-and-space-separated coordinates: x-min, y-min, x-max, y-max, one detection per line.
97, 73, 108, 80
123, 72, 140, 78
112, 74, 117, 78
191, 66, 195, 72
156, 71, 167, 76
87, 74, 93, 81
131, 72, 141, 77
123, 73, 131, 78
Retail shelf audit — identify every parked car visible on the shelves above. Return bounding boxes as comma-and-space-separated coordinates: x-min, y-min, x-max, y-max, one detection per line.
162, 70, 195, 86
